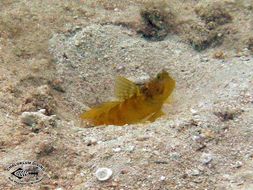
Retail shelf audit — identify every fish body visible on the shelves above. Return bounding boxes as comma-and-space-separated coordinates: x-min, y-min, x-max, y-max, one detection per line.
80, 71, 175, 126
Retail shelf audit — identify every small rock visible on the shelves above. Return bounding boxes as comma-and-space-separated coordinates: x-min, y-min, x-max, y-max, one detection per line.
125, 145, 135, 152
160, 176, 166, 181
112, 147, 121, 152
188, 169, 200, 176
214, 111, 235, 121
80, 172, 85, 177
137, 136, 149, 141
21, 109, 57, 127
213, 51, 225, 59
120, 169, 129, 174
192, 135, 205, 142
50, 79, 65, 92
232, 161, 243, 168
194, 143, 207, 151
200, 57, 209, 62
116, 65, 125, 71
84, 137, 97, 146
201, 153, 213, 164
170, 152, 180, 160
190, 108, 198, 115
36, 140, 55, 157
95, 168, 113, 181
21, 85, 57, 115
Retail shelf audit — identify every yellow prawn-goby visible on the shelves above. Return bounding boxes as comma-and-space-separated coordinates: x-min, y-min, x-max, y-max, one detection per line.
80, 70, 176, 126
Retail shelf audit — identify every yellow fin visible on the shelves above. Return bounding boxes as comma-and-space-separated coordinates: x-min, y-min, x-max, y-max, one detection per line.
80, 102, 119, 120
114, 76, 140, 100
165, 92, 174, 104
147, 110, 165, 122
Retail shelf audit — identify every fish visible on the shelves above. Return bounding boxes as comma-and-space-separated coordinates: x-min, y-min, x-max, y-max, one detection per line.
80, 70, 176, 126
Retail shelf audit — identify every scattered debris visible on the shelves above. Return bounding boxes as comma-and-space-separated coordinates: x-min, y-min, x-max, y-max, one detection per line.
21, 109, 57, 128
195, 143, 207, 152
136, 136, 150, 141
49, 79, 65, 93
185, 22, 223, 51
195, 3, 232, 29
231, 161, 243, 169
213, 51, 225, 59
214, 110, 236, 122
182, 2, 232, 51
154, 161, 169, 164
36, 140, 55, 157
20, 85, 57, 115
139, 0, 177, 41
95, 168, 113, 181
187, 169, 201, 176
84, 137, 97, 146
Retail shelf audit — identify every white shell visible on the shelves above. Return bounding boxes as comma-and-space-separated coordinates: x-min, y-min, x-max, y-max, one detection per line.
95, 168, 113, 181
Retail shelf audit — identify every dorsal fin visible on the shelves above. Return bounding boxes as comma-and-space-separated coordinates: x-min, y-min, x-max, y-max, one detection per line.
114, 76, 140, 100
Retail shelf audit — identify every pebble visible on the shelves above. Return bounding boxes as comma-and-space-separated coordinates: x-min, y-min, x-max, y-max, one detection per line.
113, 147, 121, 152
232, 161, 243, 168
35, 140, 55, 156
21, 109, 57, 127
84, 137, 97, 146
80, 172, 85, 177
201, 153, 213, 164
189, 169, 201, 176
125, 145, 135, 152
116, 65, 125, 71
160, 176, 166, 181
137, 136, 149, 141
213, 51, 225, 59
192, 135, 205, 142
190, 108, 198, 115
95, 167, 113, 181
170, 152, 181, 160
50, 79, 65, 92
200, 57, 209, 62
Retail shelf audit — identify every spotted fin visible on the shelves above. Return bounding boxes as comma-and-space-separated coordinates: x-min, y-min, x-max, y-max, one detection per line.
114, 76, 140, 100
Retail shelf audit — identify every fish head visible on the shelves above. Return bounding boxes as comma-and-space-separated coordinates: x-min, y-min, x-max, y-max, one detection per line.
157, 70, 175, 99
142, 70, 175, 101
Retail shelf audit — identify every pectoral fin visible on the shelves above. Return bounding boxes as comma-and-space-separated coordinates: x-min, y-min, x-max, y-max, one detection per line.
147, 110, 165, 122
80, 102, 119, 120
